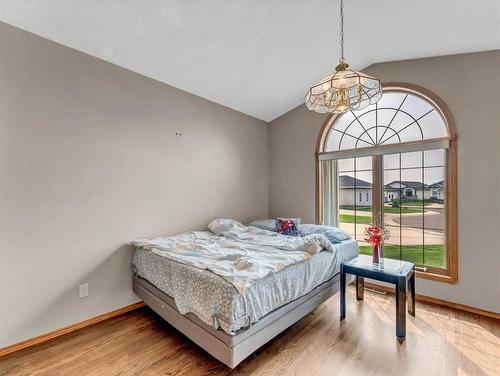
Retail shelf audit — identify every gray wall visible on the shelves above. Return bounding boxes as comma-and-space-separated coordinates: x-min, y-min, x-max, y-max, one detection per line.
0, 23, 269, 348
1, 19, 498, 349
270, 50, 500, 313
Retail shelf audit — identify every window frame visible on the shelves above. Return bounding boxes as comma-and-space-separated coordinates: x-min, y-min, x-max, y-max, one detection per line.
315, 82, 458, 283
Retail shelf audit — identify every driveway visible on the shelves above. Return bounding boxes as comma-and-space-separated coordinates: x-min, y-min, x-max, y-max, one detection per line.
339, 222, 444, 246
390, 207, 444, 230
339, 205, 445, 245
340, 206, 444, 231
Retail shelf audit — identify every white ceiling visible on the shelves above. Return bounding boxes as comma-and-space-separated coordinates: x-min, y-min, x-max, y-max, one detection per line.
0, 0, 499, 121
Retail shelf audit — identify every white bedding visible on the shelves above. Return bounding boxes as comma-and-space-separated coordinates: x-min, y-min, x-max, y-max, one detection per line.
131, 219, 337, 294
132, 237, 359, 334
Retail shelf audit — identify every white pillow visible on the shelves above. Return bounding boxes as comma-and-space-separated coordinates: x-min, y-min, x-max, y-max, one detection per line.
247, 219, 278, 232
248, 218, 301, 232
208, 218, 246, 235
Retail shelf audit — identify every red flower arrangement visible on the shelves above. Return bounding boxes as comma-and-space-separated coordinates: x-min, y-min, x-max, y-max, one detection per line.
364, 214, 390, 264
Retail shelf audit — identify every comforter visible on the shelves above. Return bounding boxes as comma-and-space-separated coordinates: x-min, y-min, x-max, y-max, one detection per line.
131, 219, 337, 294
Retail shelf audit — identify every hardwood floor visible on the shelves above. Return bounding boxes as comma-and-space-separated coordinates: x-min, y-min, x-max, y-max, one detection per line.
1, 287, 499, 376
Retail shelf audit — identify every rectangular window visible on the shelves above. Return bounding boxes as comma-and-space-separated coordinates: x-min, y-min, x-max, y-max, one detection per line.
333, 149, 447, 272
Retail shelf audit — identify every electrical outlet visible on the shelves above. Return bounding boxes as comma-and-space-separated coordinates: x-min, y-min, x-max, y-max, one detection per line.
79, 283, 89, 298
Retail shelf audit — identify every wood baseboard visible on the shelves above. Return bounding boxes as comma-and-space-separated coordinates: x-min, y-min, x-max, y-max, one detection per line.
0, 301, 145, 358
364, 282, 500, 320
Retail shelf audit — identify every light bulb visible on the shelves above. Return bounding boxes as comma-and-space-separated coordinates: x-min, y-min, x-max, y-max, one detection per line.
335, 70, 350, 89
334, 87, 350, 113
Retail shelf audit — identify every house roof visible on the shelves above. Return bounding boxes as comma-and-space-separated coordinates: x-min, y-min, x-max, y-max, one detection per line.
429, 180, 444, 188
385, 180, 430, 190
339, 175, 371, 189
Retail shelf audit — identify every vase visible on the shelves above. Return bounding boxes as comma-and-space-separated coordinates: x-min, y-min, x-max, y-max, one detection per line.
372, 244, 380, 265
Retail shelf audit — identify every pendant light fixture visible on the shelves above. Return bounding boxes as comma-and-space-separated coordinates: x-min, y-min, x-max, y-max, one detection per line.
305, 0, 382, 114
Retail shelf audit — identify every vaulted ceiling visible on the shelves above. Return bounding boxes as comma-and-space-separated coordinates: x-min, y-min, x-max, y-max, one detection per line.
0, 0, 498, 121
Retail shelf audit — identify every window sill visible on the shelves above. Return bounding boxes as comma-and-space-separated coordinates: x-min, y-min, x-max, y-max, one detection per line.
416, 270, 458, 284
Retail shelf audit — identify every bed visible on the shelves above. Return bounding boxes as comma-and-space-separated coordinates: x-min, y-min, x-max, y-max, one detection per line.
131, 219, 358, 368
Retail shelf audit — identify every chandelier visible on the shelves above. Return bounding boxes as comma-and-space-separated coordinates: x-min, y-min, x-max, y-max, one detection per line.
305, 0, 382, 114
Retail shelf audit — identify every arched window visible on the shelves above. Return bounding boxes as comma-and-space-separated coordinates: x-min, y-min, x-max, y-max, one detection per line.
316, 83, 457, 283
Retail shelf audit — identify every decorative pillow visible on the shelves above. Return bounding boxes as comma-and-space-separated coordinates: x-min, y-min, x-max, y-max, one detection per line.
276, 218, 299, 236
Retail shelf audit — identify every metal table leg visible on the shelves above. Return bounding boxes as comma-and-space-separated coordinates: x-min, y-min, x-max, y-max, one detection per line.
407, 271, 415, 317
396, 277, 407, 339
356, 276, 364, 301
340, 266, 346, 320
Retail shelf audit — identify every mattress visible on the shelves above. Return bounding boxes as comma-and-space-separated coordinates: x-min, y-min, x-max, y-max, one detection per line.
132, 238, 358, 334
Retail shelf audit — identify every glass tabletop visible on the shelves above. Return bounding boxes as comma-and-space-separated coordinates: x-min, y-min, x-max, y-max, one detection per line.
343, 254, 414, 277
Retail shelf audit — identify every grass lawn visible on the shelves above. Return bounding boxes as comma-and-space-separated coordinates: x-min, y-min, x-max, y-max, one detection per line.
339, 214, 371, 224
340, 205, 423, 214
399, 199, 433, 206
359, 244, 445, 268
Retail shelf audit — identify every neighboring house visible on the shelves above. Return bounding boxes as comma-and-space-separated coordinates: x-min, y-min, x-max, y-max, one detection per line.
340, 177, 443, 205
429, 180, 445, 203
338, 175, 372, 206
384, 181, 432, 201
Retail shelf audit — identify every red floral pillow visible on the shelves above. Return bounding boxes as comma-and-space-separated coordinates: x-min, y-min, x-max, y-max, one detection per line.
276, 218, 298, 236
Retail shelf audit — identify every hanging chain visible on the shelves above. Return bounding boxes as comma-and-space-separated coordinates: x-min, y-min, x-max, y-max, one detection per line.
339, 0, 345, 63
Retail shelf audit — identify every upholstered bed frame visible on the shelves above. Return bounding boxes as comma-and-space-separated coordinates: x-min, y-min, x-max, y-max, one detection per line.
133, 273, 353, 368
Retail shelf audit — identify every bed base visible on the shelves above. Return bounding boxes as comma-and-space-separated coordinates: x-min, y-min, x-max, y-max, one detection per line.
133, 273, 352, 368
